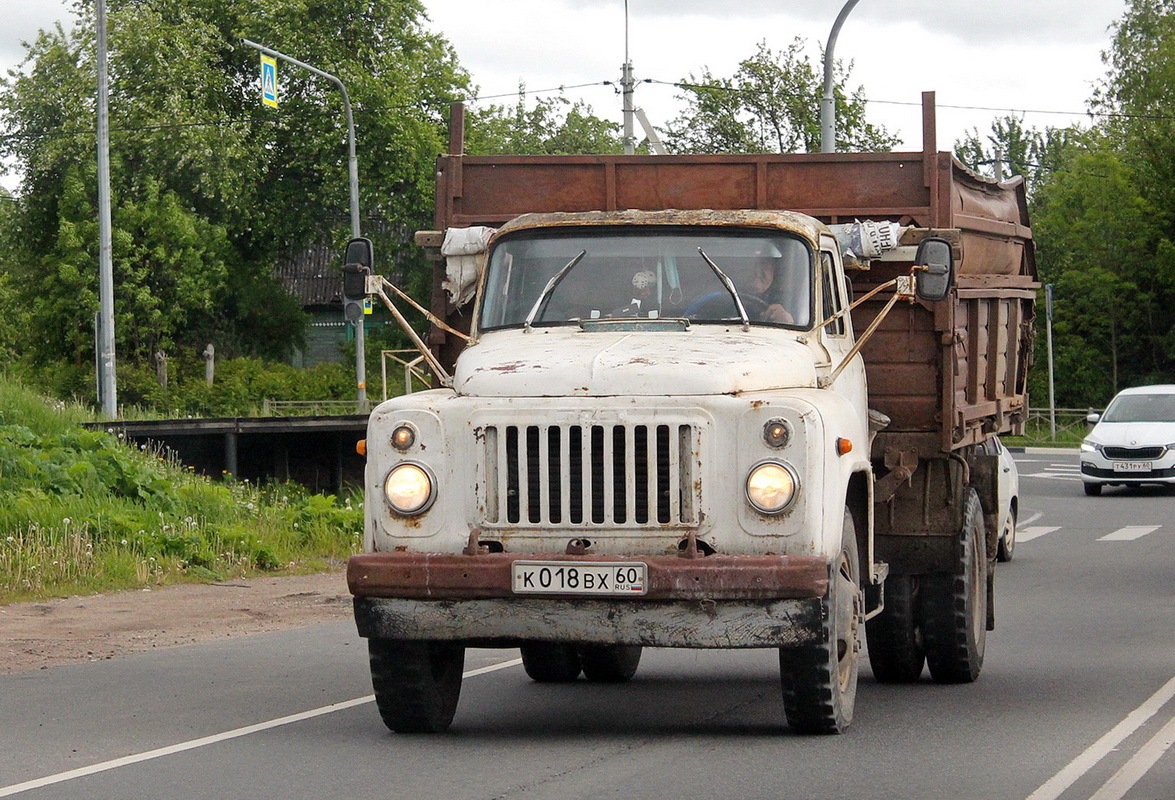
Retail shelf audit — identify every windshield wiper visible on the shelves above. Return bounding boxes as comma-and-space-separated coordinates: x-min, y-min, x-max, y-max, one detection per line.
696, 247, 751, 330
524, 249, 588, 331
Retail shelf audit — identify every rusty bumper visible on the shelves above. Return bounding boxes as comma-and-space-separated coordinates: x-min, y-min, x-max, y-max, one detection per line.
348, 551, 829, 601
348, 552, 829, 649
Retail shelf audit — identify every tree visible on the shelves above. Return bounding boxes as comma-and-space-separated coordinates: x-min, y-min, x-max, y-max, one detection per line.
954, 116, 1087, 197
466, 90, 625, 156
663, 39, 898, 155
0, 0, 471, 377
1029, 148, 1170, 405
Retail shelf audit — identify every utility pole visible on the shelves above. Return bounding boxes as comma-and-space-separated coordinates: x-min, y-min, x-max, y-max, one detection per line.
820, 0, 861, 154
96, 0, 117, 417
241, 39, 367, 411
621, 60, 636, 156
620, 0, 636, 155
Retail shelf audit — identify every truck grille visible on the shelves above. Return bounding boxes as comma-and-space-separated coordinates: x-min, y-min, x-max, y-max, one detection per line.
480, 423, 699, 528
1103, 446, 1166, 460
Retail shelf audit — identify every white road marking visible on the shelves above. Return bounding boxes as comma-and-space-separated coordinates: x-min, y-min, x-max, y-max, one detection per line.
1023, 472, 1080, 480
1026, 674, 1175, 800
0, 657, 524, 797
1018, 526, 1061, 542
1088, 711, 1175, 800
1098, 526, 1161, 541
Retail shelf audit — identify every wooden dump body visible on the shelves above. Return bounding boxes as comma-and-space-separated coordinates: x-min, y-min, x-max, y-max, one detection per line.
427, 97, 1037, 456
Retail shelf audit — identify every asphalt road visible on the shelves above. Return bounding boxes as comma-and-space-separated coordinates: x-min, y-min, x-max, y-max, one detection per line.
2, 450, 1173, 800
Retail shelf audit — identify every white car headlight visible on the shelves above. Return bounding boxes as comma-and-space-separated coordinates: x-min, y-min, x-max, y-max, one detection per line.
384, 463, 436, 515
745, 461, 799, 514
1080, 440, 1100, 453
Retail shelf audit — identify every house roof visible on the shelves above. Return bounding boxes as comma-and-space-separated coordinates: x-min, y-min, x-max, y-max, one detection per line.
275, 242, 343, 308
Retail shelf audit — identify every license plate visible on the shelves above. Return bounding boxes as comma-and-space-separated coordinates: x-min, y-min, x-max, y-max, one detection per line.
511, 561, 648, 595
1112, 461, 1152, 473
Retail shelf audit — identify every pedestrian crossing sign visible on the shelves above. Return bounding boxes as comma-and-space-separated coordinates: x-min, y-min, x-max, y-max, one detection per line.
261, 55, 278, 108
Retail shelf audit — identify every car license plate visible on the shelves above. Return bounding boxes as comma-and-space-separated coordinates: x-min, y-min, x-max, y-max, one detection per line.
511, 561, 648, 595
1112, 461, 1152, 473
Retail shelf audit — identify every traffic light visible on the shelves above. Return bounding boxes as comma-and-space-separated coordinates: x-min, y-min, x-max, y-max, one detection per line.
342, 237, 373, 322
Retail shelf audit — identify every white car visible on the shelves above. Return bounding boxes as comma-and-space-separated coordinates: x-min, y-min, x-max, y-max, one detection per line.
1080, 384, 1175, 496
985, 436, 1020, 561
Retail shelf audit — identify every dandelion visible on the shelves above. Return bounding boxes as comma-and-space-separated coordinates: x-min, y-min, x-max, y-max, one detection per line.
62, 518, 71, 526
121, 539, 128, 545
5, 536, 14, 543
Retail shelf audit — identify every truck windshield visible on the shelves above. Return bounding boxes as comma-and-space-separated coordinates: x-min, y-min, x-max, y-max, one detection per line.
479, 228, 813, 331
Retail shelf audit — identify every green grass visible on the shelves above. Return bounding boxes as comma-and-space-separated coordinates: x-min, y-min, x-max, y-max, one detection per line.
0, 375, 362, 603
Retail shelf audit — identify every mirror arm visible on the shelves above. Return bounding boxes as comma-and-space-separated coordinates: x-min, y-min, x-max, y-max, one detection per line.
370, 278, 453, 387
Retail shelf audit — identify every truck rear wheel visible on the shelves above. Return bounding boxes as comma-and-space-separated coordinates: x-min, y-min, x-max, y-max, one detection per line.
368, 639, 465, 733
578, 645, 642, 682
865, 574, 925, 682
921, 488, 987, 683
779, 509, 862, 734
520, 643, 583, 682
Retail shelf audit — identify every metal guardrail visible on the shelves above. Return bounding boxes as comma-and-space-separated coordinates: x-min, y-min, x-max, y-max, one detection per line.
1022, 407, 1094, 442
260, 399, 358, 416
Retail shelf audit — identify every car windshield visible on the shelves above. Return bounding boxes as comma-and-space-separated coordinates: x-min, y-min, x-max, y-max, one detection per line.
1102, 393, 1175, 422
478, 227, 813, 331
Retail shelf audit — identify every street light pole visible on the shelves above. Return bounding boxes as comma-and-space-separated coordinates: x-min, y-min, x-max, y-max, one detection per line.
820, 0, 861, 154
96, 0, 117, 417
241, 39, 367, 410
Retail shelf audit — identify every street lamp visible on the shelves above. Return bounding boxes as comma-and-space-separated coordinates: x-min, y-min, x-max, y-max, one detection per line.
820, 0, 862, 154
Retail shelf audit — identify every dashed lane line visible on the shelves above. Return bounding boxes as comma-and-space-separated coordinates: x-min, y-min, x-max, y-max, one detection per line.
1098, 525, 1162, 541
1018, 526, 1061, 542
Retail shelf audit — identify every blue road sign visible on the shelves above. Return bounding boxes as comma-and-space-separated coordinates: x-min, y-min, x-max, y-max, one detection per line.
261, 55, 278, 108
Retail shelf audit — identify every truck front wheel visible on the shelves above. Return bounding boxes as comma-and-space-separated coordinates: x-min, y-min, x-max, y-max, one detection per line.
368, 639, 465, 733
920, 488, 987, 683
779, 508, 862, 734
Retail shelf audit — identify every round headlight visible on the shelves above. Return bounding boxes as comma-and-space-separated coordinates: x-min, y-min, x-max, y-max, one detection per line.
384, 463, 435, 515
746, 461, 798, 514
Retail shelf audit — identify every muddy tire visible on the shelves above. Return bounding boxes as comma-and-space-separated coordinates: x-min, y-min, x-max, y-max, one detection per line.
921, 488, 987, 684
521, 643, 582, 682
779, 508, 862, 734
578, 645, 642, 683
368, 639, 465, 733
866, 574, 925, 683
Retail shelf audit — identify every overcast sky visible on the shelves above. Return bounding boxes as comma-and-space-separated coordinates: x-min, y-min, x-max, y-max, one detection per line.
2, 0, 1130, 189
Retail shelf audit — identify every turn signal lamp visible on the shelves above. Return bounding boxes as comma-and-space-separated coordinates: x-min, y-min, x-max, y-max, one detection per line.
391, 425, 416, 451
836, 438, 853, 456
763, 419, 790, 448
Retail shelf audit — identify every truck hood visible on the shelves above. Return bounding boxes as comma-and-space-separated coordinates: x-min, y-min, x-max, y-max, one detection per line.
453, 327, 818, 397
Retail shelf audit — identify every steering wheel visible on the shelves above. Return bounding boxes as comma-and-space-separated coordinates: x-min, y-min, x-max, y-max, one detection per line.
683, 291, 768, 319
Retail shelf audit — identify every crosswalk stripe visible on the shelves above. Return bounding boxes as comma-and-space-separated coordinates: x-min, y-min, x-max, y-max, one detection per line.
1098, 526, 1161, 541
1019, 526, 1061, 542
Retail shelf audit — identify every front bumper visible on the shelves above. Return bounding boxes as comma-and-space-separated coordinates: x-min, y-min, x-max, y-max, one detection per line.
1080, 457, 1175, 484
348, 551, 828, 649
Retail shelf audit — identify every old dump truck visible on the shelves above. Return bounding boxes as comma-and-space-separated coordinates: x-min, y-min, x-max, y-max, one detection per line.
347, 94, 1037, 735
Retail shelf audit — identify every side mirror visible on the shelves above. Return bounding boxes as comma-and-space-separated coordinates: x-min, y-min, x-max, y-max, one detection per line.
913, 237, 954, 302
1086, 412, 1101, 425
